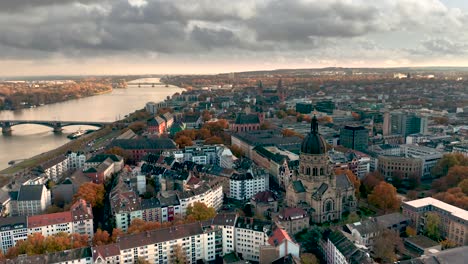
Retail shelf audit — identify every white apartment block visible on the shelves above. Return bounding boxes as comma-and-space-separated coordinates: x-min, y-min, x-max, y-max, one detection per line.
178, 184, 223, 216
118, 223, 217, 264
229, 170, 269, 200
28, 199, 94, 239
0, 216, 28, 253
68, 152, 87, 170
9, 214, 301, 264
234, 217, 270, 262
43, 156, 69, 182
10, 184, 51, 216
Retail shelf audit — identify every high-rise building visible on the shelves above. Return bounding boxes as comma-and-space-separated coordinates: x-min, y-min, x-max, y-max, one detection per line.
315, 100, 335, 114
383, 111, 391, 136
296, 102, 313, 114
340, 125, 369, 151
391, 112, 428, 137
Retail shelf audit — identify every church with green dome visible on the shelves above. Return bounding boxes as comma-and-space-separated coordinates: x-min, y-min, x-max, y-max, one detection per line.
286, 116, 356, 223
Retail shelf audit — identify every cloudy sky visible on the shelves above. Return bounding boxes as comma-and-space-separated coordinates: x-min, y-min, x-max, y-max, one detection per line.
1, 0, 468, 76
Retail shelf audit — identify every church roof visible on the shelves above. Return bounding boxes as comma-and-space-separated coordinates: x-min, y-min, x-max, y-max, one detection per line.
301, 115, 327, 155
312, 183, 328, 199
336, 174, 353, 190
235, 113, 260, 124
291, 181, 305, 193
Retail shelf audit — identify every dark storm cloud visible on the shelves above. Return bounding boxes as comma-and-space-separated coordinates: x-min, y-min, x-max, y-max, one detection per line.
0, 0, 466, 61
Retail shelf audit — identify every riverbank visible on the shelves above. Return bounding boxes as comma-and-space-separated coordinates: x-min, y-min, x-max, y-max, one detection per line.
0, 78, 183, 172
0, 79, 113, 110
0, 126, 114, 176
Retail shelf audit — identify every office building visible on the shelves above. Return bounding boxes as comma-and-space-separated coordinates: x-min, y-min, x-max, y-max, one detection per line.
340, 125, 369, 151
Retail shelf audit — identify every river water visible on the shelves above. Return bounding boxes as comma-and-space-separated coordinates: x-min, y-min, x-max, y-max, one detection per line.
0, 78, 182, 170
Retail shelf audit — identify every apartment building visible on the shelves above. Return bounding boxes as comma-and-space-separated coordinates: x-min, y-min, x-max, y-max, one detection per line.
8, 214, 297, 264
41, 155, 69, 182
323, 230, 373, 264
402, 197, 468, 246
178, 183, 223, 216
229, 169, 269, 201
28, 199, 94, 238
9, 184, 51, 216
234, 217, 271, 262
0, 216, 28, 253
67, 151, 87, 170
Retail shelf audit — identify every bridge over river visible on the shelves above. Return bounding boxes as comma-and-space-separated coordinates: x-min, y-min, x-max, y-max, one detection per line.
0, 120, 113, 134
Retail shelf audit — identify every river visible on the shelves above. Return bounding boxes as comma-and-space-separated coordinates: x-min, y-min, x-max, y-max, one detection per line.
0, 78, 183, 170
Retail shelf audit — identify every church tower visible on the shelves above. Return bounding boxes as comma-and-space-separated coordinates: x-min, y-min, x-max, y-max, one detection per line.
286, 115, 356, 223
298, 115, 331, 183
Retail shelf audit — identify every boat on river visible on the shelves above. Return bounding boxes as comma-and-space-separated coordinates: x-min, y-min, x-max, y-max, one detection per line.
67, 129, 86, 139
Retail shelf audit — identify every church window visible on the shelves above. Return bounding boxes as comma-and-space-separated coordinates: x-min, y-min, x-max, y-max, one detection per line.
313, 168, 318, 176
320, 168, 324, 175
342, 197, 346, 203
325, 200, 333, 212
306, 167, 310, 175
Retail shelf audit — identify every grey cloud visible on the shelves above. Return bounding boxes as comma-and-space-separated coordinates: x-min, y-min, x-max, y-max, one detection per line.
0, 0, 99, 12
422, 38, 468, 55
0, 0, 467, 65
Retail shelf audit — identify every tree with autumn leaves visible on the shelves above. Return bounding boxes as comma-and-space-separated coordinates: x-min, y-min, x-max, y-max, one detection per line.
368, 181, 400, 213
73, 182, 105, 208
6, 232, 89, 258
186, 202, 216, 221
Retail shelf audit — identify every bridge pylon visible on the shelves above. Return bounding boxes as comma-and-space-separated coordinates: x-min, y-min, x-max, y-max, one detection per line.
53, 123, 63, 133
1, 122, 12, 134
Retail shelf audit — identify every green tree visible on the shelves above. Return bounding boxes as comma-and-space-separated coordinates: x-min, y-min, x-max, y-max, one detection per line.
301, 227, 322, 253
425, 212, 441, 241
186, 202, 216, 221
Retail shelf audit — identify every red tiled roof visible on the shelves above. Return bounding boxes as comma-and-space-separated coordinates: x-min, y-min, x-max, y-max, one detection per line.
92, 244, 120, 260
279, 207, 307, 220
268, 227, 292, 247
28, 211, 72, 228
251, 191, 277, 203
70, 199, 93, 221
186, 176, 201, 186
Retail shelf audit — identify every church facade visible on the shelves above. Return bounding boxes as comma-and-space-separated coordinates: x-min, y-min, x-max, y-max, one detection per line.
286, 116, 356, 223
